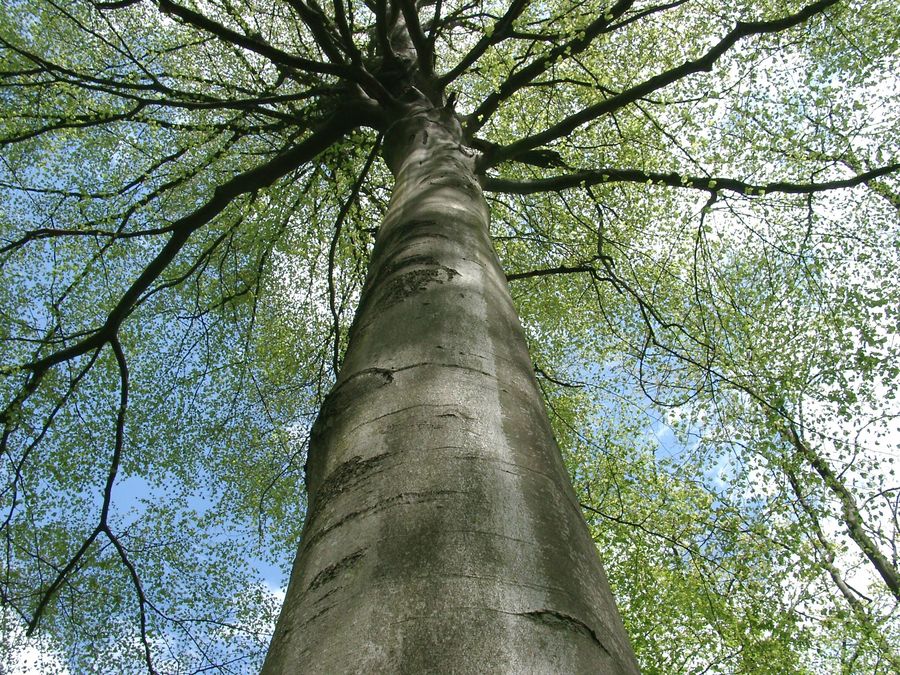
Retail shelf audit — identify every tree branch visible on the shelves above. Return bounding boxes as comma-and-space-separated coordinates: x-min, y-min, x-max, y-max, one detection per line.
327, 136, 381, 374
157, 0, 343, 77
465, 0, 635, 135
25, 337, 129, 636
282, 0, 347, 65
331, 0, 362, 63
784, 465, 900, 669
506, 263, 598, 281
481, 163, 900, 197
439, 0, 530, 88
398, 0, 433, 78
480, 0, 840, 167
1, 111, 359, 467
782, 419, 900, 601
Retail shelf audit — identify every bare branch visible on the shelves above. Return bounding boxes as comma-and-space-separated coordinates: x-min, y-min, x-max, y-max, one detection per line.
92, 0, 142, 9
331, 0, 362, 63
399, 0, 433, 77
481, 162, 900, 197
506, 263, 598, 281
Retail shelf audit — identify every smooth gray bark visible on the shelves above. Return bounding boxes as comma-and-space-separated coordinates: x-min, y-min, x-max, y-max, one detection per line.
262, 105, 639, 673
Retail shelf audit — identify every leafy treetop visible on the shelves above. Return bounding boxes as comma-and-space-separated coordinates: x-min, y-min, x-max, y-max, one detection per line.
0, 0, 898, 672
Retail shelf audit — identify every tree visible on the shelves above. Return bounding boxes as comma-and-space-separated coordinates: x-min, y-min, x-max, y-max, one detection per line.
1, 0, 898, 672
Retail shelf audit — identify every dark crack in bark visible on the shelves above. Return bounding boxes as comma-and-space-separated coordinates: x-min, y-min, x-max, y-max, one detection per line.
521, 609, 613, 657
304, 489, 466, 550
316, 454, 389, 507
307, 549, 367, 592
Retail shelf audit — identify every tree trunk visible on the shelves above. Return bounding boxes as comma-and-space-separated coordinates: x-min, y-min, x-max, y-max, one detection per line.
261, 104, 639, 673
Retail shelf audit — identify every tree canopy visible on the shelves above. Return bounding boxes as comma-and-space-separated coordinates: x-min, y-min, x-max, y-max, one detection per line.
1, 0, 898, 672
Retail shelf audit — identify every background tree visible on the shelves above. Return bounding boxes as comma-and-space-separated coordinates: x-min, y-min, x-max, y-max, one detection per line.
1, 0, 898, 672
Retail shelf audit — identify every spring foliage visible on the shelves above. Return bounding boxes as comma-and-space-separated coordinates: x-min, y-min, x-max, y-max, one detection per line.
1, 0, 898, 671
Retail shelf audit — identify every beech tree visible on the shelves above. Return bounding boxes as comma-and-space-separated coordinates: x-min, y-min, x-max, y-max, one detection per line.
1, 0, 898, 672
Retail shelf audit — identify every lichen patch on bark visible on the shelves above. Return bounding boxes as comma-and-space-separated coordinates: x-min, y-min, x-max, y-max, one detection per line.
381, 262, 460, 308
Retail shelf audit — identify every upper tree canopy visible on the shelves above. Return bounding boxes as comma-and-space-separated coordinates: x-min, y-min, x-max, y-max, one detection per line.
1, 0, 898, 671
